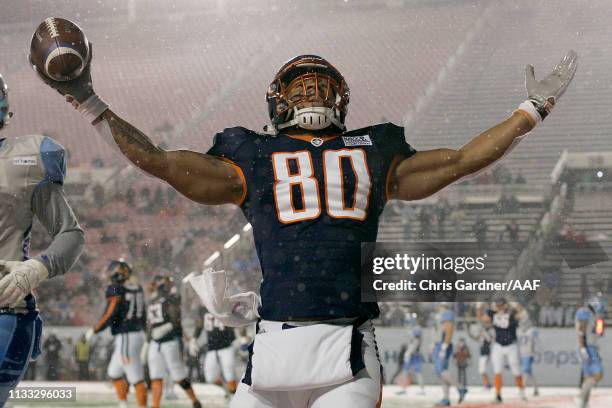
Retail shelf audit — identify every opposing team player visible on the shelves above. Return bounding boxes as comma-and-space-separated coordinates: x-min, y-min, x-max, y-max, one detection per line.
0, 73, 84, 404
33, 43, 577, 406
468, 315, 494, 390
575, 297, 605, 408
517, 311, 539, 397
86, 260, 147, 408
432, 303, 467, 406
145, 275, 202, 408
397, 313, 425, 395
195, 308, 238, 394
481, 298, 525, 403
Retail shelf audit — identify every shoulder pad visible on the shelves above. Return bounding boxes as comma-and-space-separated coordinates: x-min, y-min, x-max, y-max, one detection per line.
40, 136, 67, 184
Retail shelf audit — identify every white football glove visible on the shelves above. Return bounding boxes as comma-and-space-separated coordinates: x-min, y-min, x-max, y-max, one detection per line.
518, 50, 577, 125
188, 338, 200, 357
85, 328, 95, 343
579, 347, 590, 362
438, 343, 449, 360
0, 259, 49, 307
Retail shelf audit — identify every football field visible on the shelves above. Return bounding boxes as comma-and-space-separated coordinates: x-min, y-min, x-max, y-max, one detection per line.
7, 383, 612, 408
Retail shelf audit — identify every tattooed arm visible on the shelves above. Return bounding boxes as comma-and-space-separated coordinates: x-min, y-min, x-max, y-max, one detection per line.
95, 110, 243, 205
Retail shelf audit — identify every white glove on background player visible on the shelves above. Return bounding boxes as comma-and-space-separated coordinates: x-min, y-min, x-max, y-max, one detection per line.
29, 43, 109, 123
0, 260, 49, 307
188, 338, 200, 357
579, 346, 591, 362
85, 328, 95, 343
517, 50, 577, 126
438, 343, 449, 360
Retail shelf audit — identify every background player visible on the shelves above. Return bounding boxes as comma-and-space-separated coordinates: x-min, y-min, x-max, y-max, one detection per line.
0, 73, 84, 404
145, 275, 202, 408
517, 309, 539, 397
397, 313, 425, 395
432, 303, 467, 406
195, 308, 238, 395
481, 298, 525, 403
32, 41, 577, 406
575, 297, 605, 408
468, 311, 494, 390
86, 260, 147, 408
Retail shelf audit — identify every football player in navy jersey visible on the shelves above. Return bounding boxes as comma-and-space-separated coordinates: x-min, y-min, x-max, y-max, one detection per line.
0, 73, 84, 405
86, 260, 148, 408
35, 47, 576, 406
145, 275, 202, 408
480, 298, 525, 403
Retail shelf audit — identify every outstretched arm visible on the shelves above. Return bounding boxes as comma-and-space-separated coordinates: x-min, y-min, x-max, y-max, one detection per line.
29, 45, 243, 206
389, 50, 577, 201
389, 113, 532, 200
96, 110, 244, 205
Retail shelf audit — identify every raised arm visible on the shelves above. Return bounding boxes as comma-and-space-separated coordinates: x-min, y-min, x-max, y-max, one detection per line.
29, 46, 243, 206
96, 110, 244, 205
389, 50, 577, 201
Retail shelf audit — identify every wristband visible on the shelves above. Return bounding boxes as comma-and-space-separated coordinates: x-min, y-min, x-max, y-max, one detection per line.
515, 100, 541, 127
78, 94, 109, 124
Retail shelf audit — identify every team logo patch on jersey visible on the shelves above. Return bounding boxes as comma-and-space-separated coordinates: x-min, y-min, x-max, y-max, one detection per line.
342, 135, 372, 146
13, 156, 37, 166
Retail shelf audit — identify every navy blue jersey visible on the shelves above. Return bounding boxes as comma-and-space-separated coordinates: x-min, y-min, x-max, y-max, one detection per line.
487, 309, 519, 346
147, 294, 182, 343
94, 283, 146, 335
207, 123, 416, 321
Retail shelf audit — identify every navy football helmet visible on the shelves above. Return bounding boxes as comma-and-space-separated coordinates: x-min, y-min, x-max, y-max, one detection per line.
108, 259, 132, 284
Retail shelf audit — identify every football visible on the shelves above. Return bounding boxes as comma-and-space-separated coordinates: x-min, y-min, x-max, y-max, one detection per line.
29, 17, 89, 82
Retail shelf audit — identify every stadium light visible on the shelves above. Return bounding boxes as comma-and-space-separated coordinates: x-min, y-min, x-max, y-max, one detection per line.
243, 223, 252, 232
224, 234, 240, 249
204, 251, 220, 266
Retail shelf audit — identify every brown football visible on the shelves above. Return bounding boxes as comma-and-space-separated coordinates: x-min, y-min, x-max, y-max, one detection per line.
30, 17, 89, 82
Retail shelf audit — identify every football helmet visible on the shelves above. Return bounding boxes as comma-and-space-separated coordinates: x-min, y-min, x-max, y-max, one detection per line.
108, 259, 132, 284
151, 274, 173, 297
266, 55, 350, 133
0, 74, 12, 129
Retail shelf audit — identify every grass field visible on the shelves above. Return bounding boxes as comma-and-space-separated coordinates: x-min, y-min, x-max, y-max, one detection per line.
6, 382, 612, 407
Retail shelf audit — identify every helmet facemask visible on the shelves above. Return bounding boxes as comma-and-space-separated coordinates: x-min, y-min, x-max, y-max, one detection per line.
266, 55, 349, 133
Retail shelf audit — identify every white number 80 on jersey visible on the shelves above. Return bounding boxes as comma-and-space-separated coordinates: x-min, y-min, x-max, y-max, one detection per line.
272, 149, 371, 224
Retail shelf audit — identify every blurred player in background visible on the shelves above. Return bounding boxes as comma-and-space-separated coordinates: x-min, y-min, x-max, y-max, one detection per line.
481, 298, 525, 403
433, 303, 467, 406
575, 297, 605, 408
517, 309, 539, 397
144, 275, 202, 408
468, 313, 493, 390
86, 260, 147, 408
0, 73, 84, 404
33, 35, 577, 405
195, 309, 238, 395
397, 313, 425, 395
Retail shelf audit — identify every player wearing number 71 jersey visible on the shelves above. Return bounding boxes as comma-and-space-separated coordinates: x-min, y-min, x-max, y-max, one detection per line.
35, 47, 577, 407
86, 260, 147, 408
